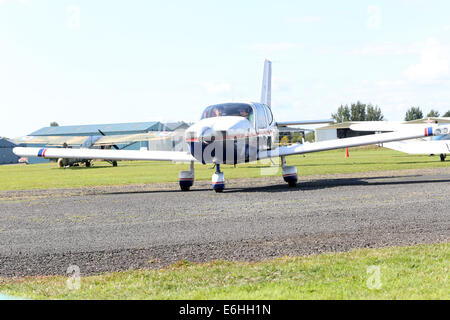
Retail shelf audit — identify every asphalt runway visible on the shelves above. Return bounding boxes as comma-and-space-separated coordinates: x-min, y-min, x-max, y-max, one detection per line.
1, 167, 449, 277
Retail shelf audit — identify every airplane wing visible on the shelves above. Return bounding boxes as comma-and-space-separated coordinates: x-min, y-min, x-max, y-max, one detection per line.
13, 147, 196, 162
11, 136, 89, 146
383, 140, 450, 155
93, 132, 178, 146
275, 119, 335, 127
349, 121, 406, 132
349, 120, 448, 133
259, 124, 450, 159
12, 132, 179, 147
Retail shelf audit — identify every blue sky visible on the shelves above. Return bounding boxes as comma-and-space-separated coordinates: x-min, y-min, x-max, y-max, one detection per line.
1, 0, 450, 137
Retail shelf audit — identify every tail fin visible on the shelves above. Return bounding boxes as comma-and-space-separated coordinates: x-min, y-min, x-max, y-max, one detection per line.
260, 59, 272, 108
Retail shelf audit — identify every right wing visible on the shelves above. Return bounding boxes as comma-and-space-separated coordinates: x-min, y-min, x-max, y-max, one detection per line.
276, 119, 335, 127
259, 124, 450, 159
13, 147, 196, 162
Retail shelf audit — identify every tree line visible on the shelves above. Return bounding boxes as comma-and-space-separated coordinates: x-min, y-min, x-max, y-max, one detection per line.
331, 102, 450, 122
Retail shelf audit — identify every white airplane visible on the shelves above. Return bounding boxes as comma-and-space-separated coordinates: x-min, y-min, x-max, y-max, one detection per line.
350, 120, 450, 161
13, 60, 450, 192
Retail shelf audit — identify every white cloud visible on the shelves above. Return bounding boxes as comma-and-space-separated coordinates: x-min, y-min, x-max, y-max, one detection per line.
201, 82, 231, 94
404, 38, 450, 83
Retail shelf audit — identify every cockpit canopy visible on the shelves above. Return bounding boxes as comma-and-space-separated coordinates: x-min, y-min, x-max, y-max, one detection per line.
201, 103, 253, 120
201, 102, 274, 129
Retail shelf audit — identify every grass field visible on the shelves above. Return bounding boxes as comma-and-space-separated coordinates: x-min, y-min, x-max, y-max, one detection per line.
1, 147, 449, 191
1, 243, 448, 299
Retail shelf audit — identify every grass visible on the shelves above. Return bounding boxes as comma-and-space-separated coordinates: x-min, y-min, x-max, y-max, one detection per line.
0, 243, 448, 299
0, 147, 449, 191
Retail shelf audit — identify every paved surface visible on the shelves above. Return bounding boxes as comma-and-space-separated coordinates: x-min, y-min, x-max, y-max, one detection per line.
0, 167, 449, 277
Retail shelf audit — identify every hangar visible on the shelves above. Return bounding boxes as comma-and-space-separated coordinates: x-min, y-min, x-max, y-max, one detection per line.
315, 122, 375, 142
20, 121, 190, 164
0, 138, 19, 165
28, 121, 189, 137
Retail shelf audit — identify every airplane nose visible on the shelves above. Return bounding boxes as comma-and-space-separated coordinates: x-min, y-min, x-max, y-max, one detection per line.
199, 127, 217, 144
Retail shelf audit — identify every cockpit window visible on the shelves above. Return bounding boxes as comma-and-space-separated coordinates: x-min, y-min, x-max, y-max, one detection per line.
201, 103, 254, 121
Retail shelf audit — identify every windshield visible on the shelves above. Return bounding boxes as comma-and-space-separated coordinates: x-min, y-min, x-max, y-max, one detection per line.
201, 103, 253, 121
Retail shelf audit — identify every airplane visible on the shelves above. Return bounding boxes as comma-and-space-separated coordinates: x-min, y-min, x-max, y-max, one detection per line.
349, 119, 450, 161
13, 60, 450, 192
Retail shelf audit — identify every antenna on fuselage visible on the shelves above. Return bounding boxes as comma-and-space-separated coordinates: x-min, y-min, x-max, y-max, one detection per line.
260, 59, 272, 108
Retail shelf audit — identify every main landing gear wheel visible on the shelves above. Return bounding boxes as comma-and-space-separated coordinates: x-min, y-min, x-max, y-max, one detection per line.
440, 154, 446, 162
281, 156, 298, 188
112, 161, 118, 167
179, 161, 195, 191
212, 164, 225, 192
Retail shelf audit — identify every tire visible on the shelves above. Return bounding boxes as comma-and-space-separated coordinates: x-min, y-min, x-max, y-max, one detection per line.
440, 154, 446, 162
214, 188, 224, 193
85, 161, 91, 168
112, 161, 118, 167
180, 186, 191, 191
288, 181, 297, 188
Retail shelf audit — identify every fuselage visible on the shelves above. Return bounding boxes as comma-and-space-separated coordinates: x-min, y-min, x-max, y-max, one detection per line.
184, 102, 278, 164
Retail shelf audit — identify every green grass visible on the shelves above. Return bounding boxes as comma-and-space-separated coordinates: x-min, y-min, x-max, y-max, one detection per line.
1, 243, 448, 299
1, 147, 449, 191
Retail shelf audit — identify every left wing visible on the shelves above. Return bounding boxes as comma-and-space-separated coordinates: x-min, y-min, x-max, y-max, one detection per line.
259, 124, 450, 159
11, 136, 88, 146
13, 147, 196, 162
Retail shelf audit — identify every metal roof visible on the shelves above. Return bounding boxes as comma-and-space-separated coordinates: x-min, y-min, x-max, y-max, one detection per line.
29, 122, 165, 136
163, 122, 190, 131
0, 138, 16, 148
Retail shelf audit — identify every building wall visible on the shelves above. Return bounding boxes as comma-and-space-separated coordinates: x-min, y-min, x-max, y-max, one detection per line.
315, 129, 338, 142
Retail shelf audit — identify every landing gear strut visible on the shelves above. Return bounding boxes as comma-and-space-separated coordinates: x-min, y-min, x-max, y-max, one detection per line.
179, 161, 195, 191
281, 156, 298, 188
212, 164, 225, 192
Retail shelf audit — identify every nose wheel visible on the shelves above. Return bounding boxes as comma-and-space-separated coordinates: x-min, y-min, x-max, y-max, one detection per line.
212, 164, 225, 192
179, 161, 195, 191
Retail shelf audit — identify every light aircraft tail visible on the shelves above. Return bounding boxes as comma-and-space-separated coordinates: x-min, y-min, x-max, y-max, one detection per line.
260, 59, 272, 108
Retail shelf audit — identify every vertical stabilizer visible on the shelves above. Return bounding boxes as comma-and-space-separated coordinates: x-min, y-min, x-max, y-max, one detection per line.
260, 59, 272, 108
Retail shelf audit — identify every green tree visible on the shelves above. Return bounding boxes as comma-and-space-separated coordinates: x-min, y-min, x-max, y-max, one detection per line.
332, 102, 384, 122
426, 109, 440, 117
366, 104, 385, 121
50, 122, 59, 127
332, 105, 351, 123
443, 110, 450, 117
350, 101, 366, 121
405, 107, 423, 121
305, 131, 315, 143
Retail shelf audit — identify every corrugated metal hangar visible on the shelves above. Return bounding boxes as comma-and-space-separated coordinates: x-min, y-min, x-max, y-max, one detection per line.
0, 138, 19, 165
28, 121, 189, 136
13, 121, 191, 164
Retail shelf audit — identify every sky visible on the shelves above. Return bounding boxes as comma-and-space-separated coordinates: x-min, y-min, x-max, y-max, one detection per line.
1, 0, 450, 138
